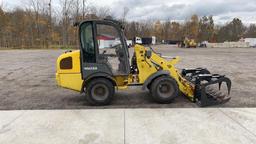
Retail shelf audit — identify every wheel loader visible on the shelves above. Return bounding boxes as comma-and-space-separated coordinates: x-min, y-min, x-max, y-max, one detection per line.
179, 38, 197, 48
56, 19, 231, 107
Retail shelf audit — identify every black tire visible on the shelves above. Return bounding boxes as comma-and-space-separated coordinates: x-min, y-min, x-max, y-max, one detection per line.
85, 78, 114, 106
150, 76, 179, 104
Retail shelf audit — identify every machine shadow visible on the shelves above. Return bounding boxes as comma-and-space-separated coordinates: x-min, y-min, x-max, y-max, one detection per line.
63, 90, 197, 109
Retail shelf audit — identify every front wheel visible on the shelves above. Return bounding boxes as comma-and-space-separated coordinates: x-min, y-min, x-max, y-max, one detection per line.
150, 76, 179, 104
85, 78, 114, 106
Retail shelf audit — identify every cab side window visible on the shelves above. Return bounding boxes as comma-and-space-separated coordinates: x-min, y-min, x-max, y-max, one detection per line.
96, 23, 127, 74
96, 24, 122, 50
80, 23, 96, 63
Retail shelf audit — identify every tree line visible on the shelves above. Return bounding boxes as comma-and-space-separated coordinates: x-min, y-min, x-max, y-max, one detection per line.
0, 0, 256, 49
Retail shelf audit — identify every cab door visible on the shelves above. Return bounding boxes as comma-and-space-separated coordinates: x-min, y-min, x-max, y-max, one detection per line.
79, 20, 130, 80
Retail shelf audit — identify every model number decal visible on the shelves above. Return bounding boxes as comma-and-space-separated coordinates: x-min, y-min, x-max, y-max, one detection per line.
84, 67, 98, 70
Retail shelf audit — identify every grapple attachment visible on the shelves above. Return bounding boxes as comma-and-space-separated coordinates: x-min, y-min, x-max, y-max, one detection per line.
181, 68, 232, 107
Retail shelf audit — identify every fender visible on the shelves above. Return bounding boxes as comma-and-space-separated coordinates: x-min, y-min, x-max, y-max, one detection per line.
142, 70, 170, 90
80, 72, 116, 92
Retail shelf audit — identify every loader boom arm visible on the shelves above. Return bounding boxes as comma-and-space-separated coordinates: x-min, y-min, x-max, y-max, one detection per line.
133, 45, 195, 100
132, 44, 231, 106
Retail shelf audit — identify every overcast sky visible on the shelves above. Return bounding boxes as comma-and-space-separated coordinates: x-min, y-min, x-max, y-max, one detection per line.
1, 0, 256, 24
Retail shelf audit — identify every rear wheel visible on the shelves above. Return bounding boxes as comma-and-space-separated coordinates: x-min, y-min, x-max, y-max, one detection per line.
150, 76, 179, 104
85, 78, 114, 106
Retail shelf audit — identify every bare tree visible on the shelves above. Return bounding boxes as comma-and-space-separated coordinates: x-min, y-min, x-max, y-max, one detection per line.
59, 0, 74, 46
72, 0, 88, 46
82, 0, 87, 19
0, 2, 5, 47
73, 0, 88, 21
0, 0, 7, 10
96, 6, 112, 19
0, 1, 3, 9
73, 0, 80, 21
47, 0, 52, 47
29, 0, 40, 36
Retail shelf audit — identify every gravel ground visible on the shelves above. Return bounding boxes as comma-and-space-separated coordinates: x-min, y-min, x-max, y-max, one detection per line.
0, 46, 255, 110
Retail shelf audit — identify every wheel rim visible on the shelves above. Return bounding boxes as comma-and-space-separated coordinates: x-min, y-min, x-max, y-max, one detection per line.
157, 81, 174, 98
91, 84, 109, 101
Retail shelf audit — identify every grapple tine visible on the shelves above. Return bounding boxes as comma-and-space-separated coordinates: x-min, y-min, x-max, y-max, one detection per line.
218, 82, 222, 90
220, 77, 232, 95
225, 78, 232, 95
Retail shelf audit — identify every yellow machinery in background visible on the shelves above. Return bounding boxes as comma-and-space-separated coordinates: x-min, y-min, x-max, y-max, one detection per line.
56, 19, 231, 107
180, 38, 197, 48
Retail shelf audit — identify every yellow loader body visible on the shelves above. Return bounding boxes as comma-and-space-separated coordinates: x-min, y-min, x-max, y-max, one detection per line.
56, 45, 194, 100
56, 50, 83, 91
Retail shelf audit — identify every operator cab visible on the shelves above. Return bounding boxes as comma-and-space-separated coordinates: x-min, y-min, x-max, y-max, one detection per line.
79, 19, 130, 79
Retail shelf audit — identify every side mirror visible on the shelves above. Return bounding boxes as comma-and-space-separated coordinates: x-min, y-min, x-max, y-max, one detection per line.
145, 50, 152, 59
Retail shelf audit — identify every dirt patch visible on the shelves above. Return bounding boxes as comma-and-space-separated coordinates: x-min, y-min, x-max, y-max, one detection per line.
0, 47, 256, 110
